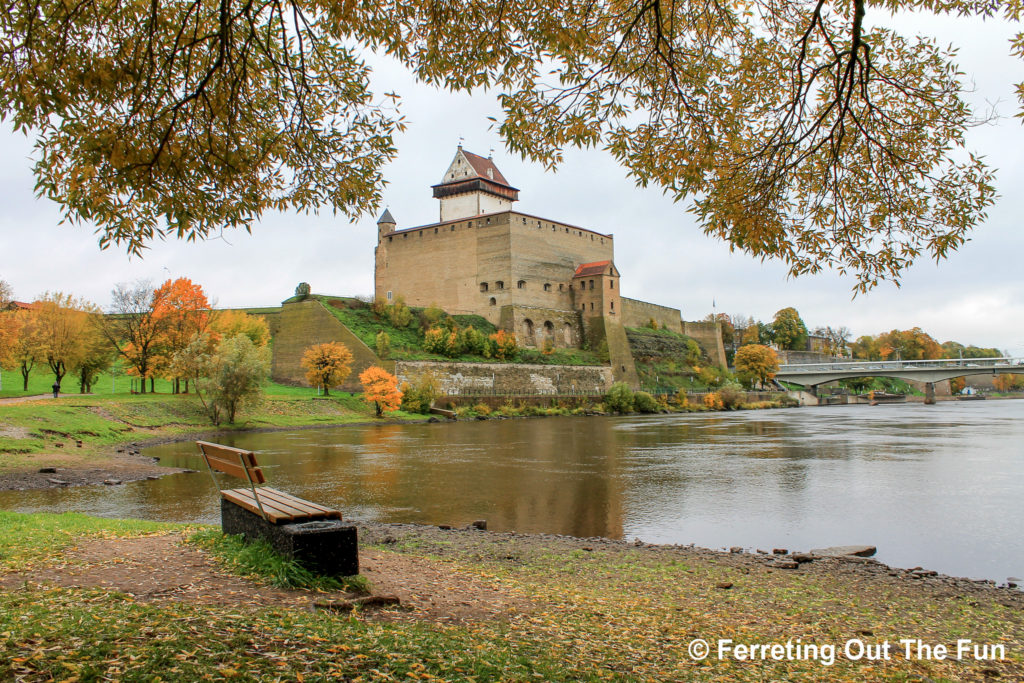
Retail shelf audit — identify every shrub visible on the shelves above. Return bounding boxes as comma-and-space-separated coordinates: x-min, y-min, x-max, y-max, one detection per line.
421, 304, 446, 328
375, 330, 390, 359
703, 392, 724, 410
717, 381, 745, 409
604, 382, 635, 413
459, 325, 487, 356
387, 297, 413, 328
472, 402, 492, 416
633, 390, 660, 413
371, 298, 388, 318
423, 326, 459, 357
400, 373, 440, 414
487, 330, 518, 360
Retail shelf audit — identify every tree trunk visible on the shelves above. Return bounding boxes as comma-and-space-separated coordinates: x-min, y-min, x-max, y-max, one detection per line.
150, 377, 155, 393
139, 374, 146, 393
20, 362, 30, 391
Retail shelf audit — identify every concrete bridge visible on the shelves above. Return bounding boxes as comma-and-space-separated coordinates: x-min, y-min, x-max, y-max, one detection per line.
777, 357, 1024, 404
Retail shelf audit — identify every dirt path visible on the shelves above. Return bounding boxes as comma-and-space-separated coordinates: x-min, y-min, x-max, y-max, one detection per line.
0, 394, 53, 404
0, 532, 530, 623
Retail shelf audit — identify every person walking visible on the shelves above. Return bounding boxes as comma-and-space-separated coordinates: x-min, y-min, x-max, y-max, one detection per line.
51, 381, 60, 399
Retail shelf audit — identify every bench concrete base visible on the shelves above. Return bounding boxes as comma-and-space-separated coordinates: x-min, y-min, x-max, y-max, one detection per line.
221, 498, 359, 577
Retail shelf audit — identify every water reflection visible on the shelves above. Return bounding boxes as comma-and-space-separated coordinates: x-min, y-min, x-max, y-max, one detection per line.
1, 401, 1022, 582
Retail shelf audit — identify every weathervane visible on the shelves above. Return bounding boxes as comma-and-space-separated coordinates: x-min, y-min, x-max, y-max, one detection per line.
458, 136, 464, 148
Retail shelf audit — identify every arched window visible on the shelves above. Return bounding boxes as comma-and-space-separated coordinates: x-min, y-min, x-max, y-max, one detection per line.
543, 321, 554, 339
517, 280, 526, 289
480, 282, 489, 292
522, 318, 535, 344
489, 297, 497, 306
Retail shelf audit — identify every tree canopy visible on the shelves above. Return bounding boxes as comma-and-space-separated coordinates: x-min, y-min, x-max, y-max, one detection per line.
1, 0, 1014, 287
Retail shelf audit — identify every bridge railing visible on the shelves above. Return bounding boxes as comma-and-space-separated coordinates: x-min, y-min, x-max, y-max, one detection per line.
778, 357, 1024, 373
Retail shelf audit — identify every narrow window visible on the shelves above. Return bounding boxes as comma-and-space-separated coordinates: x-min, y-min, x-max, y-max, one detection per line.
496, 281, 504, 290
434, 227, 438, 234
403, 233, 408, 238
590, 302, 594, 311
609, 280, 614, 289
610, 301, 615, 312
451, 225, 455, 231
386, 291, 393, 301
589, 280, 594, 290
388, 235, 392, 242
581, 303, 585, 311
480, 282, 489, 292
559, 284, 564, 292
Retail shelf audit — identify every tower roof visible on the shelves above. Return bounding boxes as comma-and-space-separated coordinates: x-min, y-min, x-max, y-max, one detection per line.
377, 208, 396, 224
432, 147, 519, 202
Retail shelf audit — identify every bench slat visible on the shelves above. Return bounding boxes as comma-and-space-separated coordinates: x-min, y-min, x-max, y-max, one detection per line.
222, 488, 341, 523
197, 441, 266, 485
258, 487, 341, 517
222, 488, 309, 523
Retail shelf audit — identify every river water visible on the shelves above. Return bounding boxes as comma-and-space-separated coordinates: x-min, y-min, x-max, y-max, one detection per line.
1, 400, 1021, 583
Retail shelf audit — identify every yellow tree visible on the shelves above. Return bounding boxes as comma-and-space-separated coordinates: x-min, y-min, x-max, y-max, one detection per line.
34, 293, 100, 389
210, 310, 271, 348
734, 344, 780, 389
359, 366, 403, 417
0, 0, 1010, 289
300, 342, 353, 396
152, 277, 211, 393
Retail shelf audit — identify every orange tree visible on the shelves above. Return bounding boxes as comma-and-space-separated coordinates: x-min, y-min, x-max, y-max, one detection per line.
359, 366, 402, 417
300, 342, 353, 395
152, 277, 211, 393
734, 344, 780, 389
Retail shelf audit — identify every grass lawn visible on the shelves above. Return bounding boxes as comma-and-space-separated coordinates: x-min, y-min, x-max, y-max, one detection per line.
0, 511, 1020, 682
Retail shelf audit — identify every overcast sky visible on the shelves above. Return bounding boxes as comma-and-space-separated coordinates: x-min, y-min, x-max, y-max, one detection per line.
2, 12, 1022, 355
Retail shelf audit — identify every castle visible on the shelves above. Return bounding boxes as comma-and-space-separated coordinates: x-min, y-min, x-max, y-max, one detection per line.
374, 147, 725, 384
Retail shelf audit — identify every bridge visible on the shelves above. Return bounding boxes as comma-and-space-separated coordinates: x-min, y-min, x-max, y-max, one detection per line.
776, 357, 1024, 403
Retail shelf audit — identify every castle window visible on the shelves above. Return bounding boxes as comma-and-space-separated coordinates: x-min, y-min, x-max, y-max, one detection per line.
543, 283, 552, 292
551, 225, 556, 231
486, 217, 491, 224
496, 281, 504, 290
419, 230, 422, 237
590, 302, 594, 311
589, 280, 594, 290
610, 301, 615, 312
388, 236, 392, 242
386, 291, 393, 301
565, 227, 569, 233
434, 227, 438, 234
609, 279, 615, 289
451, 225, 455, 231
590, 235, 594, 240
581, 304, 585, 311
480, 282, 489, 292
559, 284, 564, 292
517, 280, 526, 289
403, 233, 408, 238
489, 297, 496, 306
543, 321, 554, 338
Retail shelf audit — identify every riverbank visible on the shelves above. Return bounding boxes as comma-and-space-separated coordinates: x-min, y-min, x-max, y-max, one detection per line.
0, 511, 1020, 681
0, 391, 430, 490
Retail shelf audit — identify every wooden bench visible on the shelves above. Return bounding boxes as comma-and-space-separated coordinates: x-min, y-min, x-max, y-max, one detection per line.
197, 440, 358, 576
197, 440, 342, 524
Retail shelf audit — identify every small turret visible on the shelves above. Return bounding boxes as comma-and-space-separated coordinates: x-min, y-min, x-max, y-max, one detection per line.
377, 208, 396, 238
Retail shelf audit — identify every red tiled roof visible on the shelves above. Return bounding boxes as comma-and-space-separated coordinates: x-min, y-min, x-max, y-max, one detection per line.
9, 301, 39, 310
461, 150, 512, 187
574, 260, 613, 277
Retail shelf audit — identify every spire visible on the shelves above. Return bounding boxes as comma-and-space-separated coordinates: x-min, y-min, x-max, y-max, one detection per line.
377, 208, 395, 225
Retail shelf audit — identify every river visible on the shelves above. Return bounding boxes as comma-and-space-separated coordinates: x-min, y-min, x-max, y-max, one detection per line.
1, 400, 1021, 584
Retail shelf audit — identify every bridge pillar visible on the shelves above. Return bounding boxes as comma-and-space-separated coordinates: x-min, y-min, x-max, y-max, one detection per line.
924, 382, 936, 405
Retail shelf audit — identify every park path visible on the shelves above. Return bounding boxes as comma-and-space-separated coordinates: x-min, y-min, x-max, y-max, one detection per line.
0, 393, 54, 405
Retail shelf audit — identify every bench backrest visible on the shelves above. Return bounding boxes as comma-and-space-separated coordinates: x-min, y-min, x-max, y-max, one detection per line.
197, 441, 266, 485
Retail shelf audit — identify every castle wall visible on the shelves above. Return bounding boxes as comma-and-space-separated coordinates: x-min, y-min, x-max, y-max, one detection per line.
375, 211, 614, 327
499, 305, 583, 348
620, 297, 683, 332
395, 360, 613, 396
682, 321, 727, 368
440, 192, 512, 222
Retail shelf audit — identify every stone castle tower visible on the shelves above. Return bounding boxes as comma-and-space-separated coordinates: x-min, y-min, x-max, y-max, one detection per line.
374, 148, 643, 384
